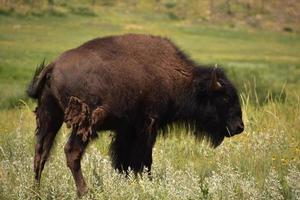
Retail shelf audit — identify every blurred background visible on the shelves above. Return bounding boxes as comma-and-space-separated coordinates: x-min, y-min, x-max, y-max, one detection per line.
0, 0, 299, 109
0, 1, 300, 199
1, 0, 300, 31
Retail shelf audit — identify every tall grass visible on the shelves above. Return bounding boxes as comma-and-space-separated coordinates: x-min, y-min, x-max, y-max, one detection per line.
0, 92, 299, 199
0, 5, 299, 200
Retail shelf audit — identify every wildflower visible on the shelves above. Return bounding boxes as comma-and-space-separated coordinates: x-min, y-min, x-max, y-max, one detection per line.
281, 158, 288, 165
291, 157, 296, 162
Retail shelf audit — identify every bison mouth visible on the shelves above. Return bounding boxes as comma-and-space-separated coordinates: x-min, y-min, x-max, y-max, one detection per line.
210, 124, 244, 147
194, 121, 244, 148
225, 124, 244, 137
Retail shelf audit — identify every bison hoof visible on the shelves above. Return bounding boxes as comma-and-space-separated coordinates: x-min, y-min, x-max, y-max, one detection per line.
77, 186, 88, 198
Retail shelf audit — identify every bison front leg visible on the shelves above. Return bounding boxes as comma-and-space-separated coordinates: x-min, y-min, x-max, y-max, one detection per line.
64, 131, 89, 197
139, 116, 158, 174
129, 132, 157, 175
110, 117, 158, 175
110, 133, 156, 175
109, 129, 131, 173
122, 116, 157, 175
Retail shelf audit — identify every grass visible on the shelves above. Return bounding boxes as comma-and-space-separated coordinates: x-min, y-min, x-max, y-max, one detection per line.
1, 8, 300, 108
0, 98, 299, 199
0, 6, 300, 200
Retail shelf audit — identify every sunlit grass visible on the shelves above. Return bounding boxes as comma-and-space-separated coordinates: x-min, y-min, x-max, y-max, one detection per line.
0, 8, 300, 200
0, 96, 299, 199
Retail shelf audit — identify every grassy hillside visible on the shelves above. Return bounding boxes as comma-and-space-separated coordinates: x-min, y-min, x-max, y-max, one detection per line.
0, 5, 299, 200
0, 100, 299, 199
1, 10, 299, 108
1, 0, 300, 32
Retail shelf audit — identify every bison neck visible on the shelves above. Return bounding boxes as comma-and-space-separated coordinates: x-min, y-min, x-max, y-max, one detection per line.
168, 66, 212, 125
171, 92, 198, 123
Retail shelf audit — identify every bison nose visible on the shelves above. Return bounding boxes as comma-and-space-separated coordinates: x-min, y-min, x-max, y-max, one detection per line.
236, 122, 244, 134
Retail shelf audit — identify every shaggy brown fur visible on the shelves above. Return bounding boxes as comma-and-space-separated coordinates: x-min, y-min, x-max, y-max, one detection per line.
27, 34, 244, 197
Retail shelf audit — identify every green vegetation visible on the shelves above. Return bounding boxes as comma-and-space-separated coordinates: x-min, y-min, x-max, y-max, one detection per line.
1, 0, 300, 32
0, 2, 299, 199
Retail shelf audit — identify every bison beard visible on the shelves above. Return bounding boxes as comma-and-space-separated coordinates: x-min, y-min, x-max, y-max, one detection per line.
27, 34, 244, 197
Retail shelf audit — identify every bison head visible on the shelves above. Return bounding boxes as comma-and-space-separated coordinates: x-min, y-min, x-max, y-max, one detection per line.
194, 67, 244, 147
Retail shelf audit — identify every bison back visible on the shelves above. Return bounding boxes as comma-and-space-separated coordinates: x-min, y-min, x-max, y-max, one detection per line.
50, 34, 192, 118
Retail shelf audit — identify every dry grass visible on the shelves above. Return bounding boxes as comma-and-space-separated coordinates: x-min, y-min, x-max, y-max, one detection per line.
0, 4, 299, 199
0, 96, 299, 199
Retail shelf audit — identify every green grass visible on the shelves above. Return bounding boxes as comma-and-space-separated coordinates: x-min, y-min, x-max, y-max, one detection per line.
0, 97, 299, 199
0, 7, 299, 200
1, 9, 300, 108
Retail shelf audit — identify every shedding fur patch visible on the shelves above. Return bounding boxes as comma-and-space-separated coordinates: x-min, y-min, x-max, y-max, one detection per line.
64, 97, 108, 141
64, 96, 92, 142
91, 106, 107, 126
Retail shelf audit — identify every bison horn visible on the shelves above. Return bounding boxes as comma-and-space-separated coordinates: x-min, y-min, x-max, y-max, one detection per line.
210, 65, 222, 91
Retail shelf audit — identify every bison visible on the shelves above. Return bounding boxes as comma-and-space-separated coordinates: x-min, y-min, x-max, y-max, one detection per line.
27, 34, 244, 196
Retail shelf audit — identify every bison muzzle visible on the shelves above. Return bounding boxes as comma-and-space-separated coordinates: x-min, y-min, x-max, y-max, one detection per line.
27, 34, 244, 197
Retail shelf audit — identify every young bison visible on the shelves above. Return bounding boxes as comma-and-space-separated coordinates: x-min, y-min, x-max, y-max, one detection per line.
27, 34, 244, 196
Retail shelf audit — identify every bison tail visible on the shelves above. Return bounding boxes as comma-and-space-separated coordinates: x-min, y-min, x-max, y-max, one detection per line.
27, 60, 53, 99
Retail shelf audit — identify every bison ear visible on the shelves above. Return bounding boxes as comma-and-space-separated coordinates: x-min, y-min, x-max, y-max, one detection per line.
210, 66, 222, 91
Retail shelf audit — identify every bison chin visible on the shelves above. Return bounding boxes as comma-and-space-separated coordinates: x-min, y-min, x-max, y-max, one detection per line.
194, 129, 225, 148
206, 123, 244, 147
225, 120, 244, 137
211, 134, 225, 147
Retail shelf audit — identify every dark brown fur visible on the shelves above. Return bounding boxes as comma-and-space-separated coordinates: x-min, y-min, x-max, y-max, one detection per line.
27, 34, 244, 197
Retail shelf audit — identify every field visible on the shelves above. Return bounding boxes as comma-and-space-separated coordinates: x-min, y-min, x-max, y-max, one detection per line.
0, 3, 300, 200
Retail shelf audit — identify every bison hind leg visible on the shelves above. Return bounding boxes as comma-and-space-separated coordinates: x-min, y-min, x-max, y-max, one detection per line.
64, 130, 90, 197
63, 97, 108, 197
34, 91, 64, 185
